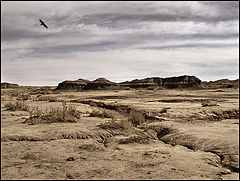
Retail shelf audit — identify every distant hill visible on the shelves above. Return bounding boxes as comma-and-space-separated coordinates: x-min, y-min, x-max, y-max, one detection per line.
201, 78, 239, 88
56, 79, 92, 90
56, 75, 202, 90
1, 82, 19, 89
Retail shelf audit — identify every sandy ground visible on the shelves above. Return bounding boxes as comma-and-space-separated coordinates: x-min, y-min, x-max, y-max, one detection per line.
1, 87, 239, 180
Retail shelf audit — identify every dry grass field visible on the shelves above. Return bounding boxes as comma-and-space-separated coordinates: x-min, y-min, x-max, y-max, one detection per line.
1, 86, 239, 180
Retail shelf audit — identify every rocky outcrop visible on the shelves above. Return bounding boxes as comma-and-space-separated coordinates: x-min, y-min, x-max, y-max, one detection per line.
1, 82, 19, 89
56, 79, 91, 90
162, 75, 201, 88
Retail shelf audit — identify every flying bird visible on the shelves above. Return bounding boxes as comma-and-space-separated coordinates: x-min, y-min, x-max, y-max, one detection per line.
39, 19, 48, 29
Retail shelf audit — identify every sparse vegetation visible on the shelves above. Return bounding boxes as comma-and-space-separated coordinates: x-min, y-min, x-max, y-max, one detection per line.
24, 101, 81, 124
89, 108, 115, 119
98, 118, 136, 136
17, 94, 30, 101
159, 107, 170, 113
99, 118, 130, 130
128, 109, 145, 126
209, 109, 239, 121
201, 101, 218, 107
36, 95, 58, 102
5, 100, 29, 111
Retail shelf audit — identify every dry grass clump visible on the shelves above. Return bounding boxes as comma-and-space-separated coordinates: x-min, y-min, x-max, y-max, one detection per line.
211, 109, 239, 120
128, 109, 145, 126
5, 100, 29, 111
203, 109, 239, 121
89, 108, 115, 119
24, 101, 81, 124
99, 119, 130, 130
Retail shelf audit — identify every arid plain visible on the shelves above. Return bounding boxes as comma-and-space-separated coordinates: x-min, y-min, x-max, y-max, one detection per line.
1, 83, 239, 180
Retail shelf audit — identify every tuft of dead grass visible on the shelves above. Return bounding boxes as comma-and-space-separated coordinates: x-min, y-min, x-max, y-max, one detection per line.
24, 101, 81, 124
128, 109, 145, 126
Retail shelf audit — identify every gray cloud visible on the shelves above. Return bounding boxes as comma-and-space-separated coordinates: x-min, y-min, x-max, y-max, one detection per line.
138, 43, 239, 51
79, 12, 239, 28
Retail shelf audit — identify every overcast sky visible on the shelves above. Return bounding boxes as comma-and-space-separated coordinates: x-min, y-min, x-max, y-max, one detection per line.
1, 1, 239, 86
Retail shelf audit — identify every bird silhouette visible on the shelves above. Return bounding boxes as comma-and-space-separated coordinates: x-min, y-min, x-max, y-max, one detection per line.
39, 19, 48, 29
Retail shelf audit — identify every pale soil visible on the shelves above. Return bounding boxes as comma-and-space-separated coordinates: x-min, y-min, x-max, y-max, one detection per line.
1, 87, 239, 180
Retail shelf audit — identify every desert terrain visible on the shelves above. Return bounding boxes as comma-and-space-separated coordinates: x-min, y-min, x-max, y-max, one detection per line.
1, 79, 239, 180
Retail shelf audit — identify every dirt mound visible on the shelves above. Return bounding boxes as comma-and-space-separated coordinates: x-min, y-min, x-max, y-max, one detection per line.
1, 82, 19, 89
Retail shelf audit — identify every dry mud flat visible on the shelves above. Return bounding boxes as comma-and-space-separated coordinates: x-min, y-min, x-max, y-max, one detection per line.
1, 87, 239, 180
